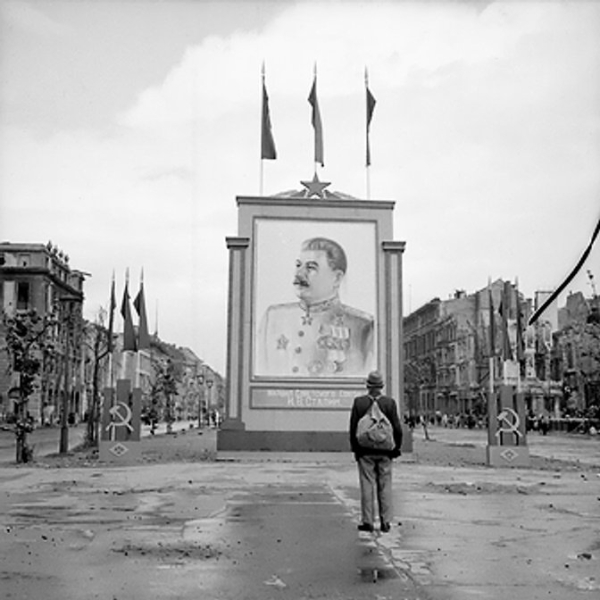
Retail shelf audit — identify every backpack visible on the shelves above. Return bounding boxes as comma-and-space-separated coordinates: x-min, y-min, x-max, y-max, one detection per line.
356, 396, 395, 450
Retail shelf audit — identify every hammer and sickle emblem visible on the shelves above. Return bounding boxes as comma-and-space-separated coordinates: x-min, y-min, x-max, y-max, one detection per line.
105, 401, 134, 434
495, 408, 522, 438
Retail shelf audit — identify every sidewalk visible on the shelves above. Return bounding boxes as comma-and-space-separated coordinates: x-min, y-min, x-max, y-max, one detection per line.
420, 424, 600, 467
0, 428, 598, 600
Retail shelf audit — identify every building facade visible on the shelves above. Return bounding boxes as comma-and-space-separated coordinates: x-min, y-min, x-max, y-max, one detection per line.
403, 279, 580, 424
0, 242, 87, 423
1, 241, 224, 431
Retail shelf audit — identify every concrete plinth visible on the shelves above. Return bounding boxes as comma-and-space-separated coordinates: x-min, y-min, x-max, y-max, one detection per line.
99, 440, 141, 463
217, 430, 349, 452
218, 427, 413, 453
486, 445, 530, 467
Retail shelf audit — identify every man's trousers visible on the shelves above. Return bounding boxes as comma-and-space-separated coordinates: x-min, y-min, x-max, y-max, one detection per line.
357, 454, 393, 526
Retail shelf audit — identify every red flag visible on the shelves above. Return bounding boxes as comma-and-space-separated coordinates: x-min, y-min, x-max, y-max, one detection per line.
308, 73, 324, 167
261, 72, 277, 160
366, 72, 376, 167
121, 279, 137, 352
107, 276, 116, 353
498, 281, 513, 361
488, 286, 496, 357
515, 284, 526, 367
133, 277, 150, 351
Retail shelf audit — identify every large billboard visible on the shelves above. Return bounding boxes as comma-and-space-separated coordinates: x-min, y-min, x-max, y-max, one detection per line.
252, 217, 378, 380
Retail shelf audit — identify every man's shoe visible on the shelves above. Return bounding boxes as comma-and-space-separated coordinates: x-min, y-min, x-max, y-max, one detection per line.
357, 523, 374, 532
380, 522, 391, 533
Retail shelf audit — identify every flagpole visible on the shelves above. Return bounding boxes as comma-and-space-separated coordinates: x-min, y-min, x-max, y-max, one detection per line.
260, 61, 276, 194
313, 62, 318, 177
365, 67, 376, 200
502, 280, 507, 386
260, 159, 264, 196
487, 277, 496, 447
365, 66, 369, 199
309, 62, 324, 173
135, 349, 141, 388
120, 268, 129, 381
260, 62, 265, 195
107, 352, 113, 388
107, 270, 115, 388
515, 277, 522, 395
136, 269, 143, 389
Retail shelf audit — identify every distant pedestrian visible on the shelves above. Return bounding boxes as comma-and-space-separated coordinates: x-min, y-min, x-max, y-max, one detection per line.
420, 414, 430, 440
349, 371, 403, 533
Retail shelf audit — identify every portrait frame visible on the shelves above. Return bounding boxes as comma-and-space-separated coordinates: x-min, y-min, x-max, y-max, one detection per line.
251, 216, 378, 381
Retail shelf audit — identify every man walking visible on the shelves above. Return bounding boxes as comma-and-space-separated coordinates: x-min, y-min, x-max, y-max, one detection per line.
349, 371, 403, 533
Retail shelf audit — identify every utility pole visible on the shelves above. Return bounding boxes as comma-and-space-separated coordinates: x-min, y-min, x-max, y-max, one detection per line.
197, 364, 205, 428
60, 319, 70, 454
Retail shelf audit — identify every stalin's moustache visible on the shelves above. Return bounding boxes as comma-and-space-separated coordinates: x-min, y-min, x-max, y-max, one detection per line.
293, 276, 309, 288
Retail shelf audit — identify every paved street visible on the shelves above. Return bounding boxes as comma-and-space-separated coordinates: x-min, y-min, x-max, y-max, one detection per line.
422, 425, 600, 467
0, 420, 198, 465
0, 424, 86, 464
0, 427, 598, 600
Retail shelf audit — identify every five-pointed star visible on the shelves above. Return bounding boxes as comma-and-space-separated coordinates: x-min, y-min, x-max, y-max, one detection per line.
300, 174, 331, 199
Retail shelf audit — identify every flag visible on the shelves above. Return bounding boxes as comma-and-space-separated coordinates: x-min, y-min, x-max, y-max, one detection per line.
488, 285, 496, 357
133, 275, 150, 351
366, 71, 376, 167
121, 278, 137, 352
498, 281, 513, 361
107, 275, 116, 353
308, 72, 324, 166
261, 68, 277, 160
529, 213, 600, 325
515, 283, 526, 369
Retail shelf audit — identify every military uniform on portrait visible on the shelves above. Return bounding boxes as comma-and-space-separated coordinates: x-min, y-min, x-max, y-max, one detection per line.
257, 297, 374, 377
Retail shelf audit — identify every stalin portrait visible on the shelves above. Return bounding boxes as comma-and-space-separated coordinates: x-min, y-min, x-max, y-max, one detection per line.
256, 236, 375, 378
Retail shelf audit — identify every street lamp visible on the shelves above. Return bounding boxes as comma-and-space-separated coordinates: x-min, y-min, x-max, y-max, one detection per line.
206, 379, 213, 427
197, 370, 205, 428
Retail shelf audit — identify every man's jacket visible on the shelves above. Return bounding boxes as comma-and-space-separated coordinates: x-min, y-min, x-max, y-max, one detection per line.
349, 392, 403, 459
256, 297, 374, 377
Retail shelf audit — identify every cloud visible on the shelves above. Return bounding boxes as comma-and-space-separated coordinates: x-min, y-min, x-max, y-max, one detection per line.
2, 1, 71, 36
121, 1, 557, 134
2, 1, 600, 372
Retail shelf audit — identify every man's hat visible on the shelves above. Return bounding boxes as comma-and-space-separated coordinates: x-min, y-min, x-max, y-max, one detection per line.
366, 370, 384, 388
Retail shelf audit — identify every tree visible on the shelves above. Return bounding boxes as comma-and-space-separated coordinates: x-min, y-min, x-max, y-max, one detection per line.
159, 359, 178, 433
83, 307, 113, 447
2, 309, 56, 463
146, 357, 179, 433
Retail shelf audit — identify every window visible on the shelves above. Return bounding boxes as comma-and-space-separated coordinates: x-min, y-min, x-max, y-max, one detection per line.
16, 281, 30, 310
18, 254, 30, 267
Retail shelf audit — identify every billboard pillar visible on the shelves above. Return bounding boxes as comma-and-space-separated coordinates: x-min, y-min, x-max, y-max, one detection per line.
487, 383, 530, 467
99, 378, 142, 463
221, 237, 250, 432
218, 192, 402, 451
382, 241, 412, 452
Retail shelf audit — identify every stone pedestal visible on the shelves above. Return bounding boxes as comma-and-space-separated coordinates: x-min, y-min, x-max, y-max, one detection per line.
218, 192, 409, 452
487, 384, 530, 467
99, 379, 142, 464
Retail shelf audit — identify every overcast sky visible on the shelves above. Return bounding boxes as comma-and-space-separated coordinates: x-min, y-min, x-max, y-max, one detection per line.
1, 0, 599, 374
